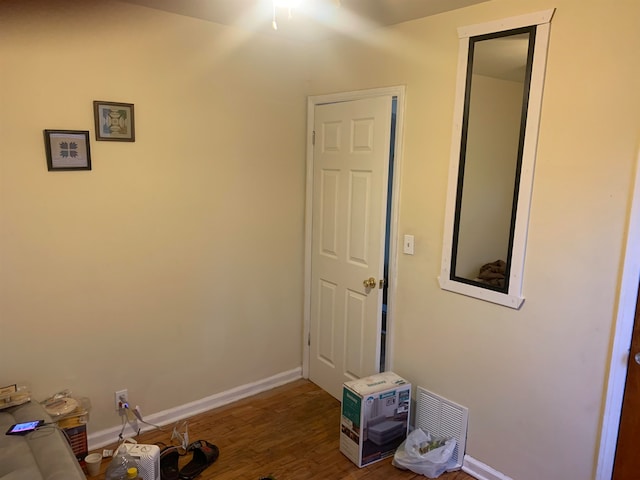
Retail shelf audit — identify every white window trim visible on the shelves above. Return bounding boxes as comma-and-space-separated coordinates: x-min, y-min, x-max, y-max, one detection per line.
439, 9, 555, 309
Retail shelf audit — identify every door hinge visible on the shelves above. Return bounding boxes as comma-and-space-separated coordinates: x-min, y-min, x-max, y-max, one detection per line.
308, 332, 311, 346
312, 130, 315, 146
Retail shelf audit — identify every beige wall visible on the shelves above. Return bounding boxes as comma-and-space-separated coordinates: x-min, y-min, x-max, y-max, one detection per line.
0, 0, 308, 431
309, 1, 639, 479
2, 0, 639, 479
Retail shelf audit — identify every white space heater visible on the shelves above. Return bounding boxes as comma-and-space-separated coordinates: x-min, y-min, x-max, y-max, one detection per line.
415, 386, 469, 471
119, 442, 160, 480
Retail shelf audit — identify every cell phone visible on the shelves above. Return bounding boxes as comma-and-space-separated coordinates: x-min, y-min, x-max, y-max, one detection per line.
5, 420, 44, 435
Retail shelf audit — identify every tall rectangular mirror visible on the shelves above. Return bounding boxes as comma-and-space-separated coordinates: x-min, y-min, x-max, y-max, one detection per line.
439, 10, 555, 309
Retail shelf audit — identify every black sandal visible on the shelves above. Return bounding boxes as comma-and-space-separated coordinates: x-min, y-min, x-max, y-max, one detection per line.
159, 445, 181, 480
178, 440, 219, 480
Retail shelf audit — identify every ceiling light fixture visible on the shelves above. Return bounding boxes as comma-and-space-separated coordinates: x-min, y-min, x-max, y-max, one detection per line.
272, 0, 301, 30
271, 0, 341, 30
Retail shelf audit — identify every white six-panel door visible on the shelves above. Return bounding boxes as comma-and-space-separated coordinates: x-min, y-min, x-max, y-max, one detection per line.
308, 95, 393, 400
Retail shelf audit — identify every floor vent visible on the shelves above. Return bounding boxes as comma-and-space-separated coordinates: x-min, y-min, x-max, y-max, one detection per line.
415, 387, 469, 470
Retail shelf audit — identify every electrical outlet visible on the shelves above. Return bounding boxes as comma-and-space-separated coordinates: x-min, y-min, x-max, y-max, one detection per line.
114, 389, 128, 412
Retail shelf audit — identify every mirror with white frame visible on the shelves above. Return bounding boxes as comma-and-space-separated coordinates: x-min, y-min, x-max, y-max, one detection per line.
439, 10, 555, 309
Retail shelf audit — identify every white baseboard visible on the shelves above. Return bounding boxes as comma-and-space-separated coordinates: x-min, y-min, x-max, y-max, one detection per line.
462, 455, 514, 480
88, 367, 303, 450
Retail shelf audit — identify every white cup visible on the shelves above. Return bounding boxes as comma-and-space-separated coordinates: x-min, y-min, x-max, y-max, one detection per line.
84, 453, 102, 476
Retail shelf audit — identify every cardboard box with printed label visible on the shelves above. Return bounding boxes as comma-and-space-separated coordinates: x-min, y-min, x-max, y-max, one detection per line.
340, 372, 411, 467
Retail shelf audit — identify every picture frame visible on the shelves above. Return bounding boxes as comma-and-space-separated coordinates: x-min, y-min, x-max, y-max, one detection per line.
93, 100, 135, 142
43, 130, 91, 171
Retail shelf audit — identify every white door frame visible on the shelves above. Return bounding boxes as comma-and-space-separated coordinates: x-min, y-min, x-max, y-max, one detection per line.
302, 85, 406, 380
597, 149, 640, 479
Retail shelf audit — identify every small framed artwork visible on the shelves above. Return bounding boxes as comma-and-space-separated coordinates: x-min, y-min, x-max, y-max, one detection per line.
93, 100, 135, 142
43, 130, 91, 171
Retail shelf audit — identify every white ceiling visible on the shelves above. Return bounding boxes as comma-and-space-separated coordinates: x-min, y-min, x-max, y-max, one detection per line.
119, 0, 490, 41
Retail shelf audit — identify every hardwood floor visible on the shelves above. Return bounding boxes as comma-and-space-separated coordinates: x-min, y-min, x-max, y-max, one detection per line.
89, 379, 474, 480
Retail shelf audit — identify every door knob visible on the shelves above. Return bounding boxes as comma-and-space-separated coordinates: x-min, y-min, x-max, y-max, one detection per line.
635, 352, 640, 365
363, 277, 376, 289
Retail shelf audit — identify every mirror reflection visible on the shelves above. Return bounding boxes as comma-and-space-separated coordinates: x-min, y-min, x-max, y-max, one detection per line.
451, 27, 535, 292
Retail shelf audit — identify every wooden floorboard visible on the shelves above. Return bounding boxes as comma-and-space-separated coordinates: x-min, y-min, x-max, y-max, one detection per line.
88, 379, 474, 480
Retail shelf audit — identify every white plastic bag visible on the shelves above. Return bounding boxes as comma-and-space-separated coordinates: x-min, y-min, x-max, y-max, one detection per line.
392, 428, 457, 478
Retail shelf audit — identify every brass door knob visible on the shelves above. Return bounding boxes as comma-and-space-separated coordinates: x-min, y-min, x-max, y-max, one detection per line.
363, 277, 376, 289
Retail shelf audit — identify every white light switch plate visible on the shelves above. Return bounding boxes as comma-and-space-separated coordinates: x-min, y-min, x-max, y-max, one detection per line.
403, 234, 415, 255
